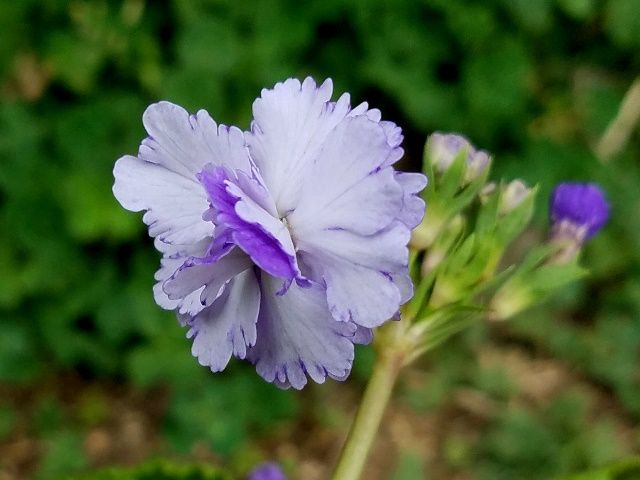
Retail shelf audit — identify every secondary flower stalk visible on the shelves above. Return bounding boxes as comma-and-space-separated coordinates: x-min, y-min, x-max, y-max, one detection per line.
332, 143, 610, 480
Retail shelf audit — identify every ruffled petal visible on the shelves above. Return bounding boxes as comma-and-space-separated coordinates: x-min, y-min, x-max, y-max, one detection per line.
113, 102, 253, 245
247, 275, 356, 389
289, 115, 404, 237
352, 325, 374, 345
188, 270, 260, 372
152, 238, 211, 316
247, 77, 352, 214
392, 272, 414, 304
140, 101, 251, 177
380, 120, 404, 150
395, 172, 428, 229
297, 222, 410, 328
349, 103, 404, 154
164, 247, 253, 307
113, 155, 211, 244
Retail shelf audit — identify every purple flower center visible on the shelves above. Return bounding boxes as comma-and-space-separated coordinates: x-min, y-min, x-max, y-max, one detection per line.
198, 164, 309, 292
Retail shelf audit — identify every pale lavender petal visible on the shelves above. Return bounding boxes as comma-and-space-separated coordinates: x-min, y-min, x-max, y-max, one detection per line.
164, 247, 252, 308
154, 256, 202, 315
352, 325, 373, 345
322, 261, 402, 328
247, 77, 352, 214
395, 171, 428, 229
348, 101, 369, 116
188, 270, 260, 371
289, 116, 404, 236
113, 155, 211, 245
348, 103, 403, 155
247, 275, 356, 390
298, 221, 410, 278
297, 223, 410, 328
152, 238, 211, 316
392, 272, 414, 304
140, 101, 251, 177
380, 120, 404, 149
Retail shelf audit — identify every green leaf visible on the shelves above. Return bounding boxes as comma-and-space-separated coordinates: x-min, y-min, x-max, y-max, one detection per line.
37, 431, 88, 480
556, 0, 596, 20
605, 0, 640, 48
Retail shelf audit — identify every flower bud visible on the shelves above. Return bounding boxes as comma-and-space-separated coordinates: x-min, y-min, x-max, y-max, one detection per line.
499, 180, 531, 214
488, 278, 531, 321
479, 182, 497, 204
426, 133, 490, 181
549, 182, 609, 263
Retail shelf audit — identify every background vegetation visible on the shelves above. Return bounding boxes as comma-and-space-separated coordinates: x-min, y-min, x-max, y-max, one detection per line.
1, 0, 639, 479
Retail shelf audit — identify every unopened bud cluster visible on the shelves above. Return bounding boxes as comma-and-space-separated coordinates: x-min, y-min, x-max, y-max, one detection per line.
400, 133, 609, 356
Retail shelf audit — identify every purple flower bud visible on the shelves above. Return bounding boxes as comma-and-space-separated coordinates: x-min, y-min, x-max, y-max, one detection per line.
550, 182, 609, 242
427, 132, 490, 181
248, 462, 287, 480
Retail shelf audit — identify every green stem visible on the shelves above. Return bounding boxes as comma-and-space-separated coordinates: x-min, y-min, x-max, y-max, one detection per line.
331, 343, 405, 480
596, 76, 640, 162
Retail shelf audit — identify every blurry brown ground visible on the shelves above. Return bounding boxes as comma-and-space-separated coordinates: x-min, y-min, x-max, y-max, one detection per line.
1, 334, 636, 480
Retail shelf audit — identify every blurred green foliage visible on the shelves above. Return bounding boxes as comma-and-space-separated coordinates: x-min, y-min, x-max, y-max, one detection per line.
66, 460, 230, 480
0, 0, 639, 479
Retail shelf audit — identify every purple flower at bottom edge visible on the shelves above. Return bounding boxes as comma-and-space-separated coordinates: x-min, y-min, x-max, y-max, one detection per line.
248, 462, 287, 480
550, 182, 609, 242
112, 77, 427, 389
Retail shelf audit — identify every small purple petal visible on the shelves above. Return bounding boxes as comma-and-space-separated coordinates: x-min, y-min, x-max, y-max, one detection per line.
198, 165, 303, 282
248, 462, 287, 480
550, 182, 609, 240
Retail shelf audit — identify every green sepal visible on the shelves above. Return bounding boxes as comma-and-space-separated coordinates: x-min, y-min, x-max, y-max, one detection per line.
494, 184, 538, 246
528, 262, 588, 292
475, 185, 501, 235
445, 159, 492, 214
410, 304, 483, 356
433, 147, 468, 200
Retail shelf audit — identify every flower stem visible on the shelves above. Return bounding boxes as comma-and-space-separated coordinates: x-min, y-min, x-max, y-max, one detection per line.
596, 76, 640, 162
331, 339, 406, 480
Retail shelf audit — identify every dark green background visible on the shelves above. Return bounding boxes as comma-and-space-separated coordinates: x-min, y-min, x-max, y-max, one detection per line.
1, 1, 639, 479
